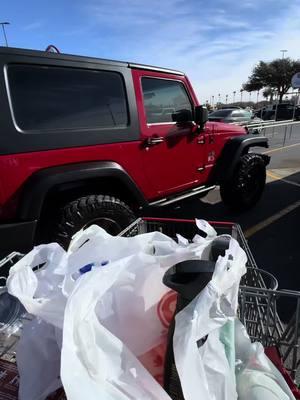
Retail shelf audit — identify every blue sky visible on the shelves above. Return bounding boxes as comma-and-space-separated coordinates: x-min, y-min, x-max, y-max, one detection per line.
2, 0, 300, 102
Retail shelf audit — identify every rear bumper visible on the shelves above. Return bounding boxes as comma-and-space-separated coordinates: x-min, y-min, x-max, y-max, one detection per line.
0, 220, 37, 257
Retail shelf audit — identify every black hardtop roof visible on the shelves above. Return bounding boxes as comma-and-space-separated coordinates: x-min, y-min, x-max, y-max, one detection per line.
0, 46, 184, 76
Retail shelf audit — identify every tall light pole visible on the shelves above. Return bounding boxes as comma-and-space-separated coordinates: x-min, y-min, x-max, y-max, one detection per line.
280, 49, 288, 59
225, 94, 228, 104
212, 95, 214, 107
233, 91, 236, 103
0, 22, 10, 47
240, 89, 244, 103
218, 93, 221, 104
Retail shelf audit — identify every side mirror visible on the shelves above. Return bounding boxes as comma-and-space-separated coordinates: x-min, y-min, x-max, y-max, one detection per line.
194, 105, 208, 129
172, 109, 193, 123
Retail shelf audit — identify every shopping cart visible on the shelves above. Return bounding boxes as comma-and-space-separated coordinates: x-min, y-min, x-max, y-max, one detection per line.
0, 217, 299, 388
120, 217, 300, 382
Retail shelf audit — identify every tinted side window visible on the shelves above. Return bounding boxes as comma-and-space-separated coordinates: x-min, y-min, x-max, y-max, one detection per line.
141, 78, 192, 124
7, 65, 128, 131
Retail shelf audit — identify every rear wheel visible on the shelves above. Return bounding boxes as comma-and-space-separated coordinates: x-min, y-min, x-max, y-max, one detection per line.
51, 195, 136, 249
220, 153, 266, 211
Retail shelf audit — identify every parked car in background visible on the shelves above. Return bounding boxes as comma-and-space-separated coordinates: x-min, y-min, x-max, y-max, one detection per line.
208, 108, 263, 133
219, 106, 243, 110
255, 103, 300, 121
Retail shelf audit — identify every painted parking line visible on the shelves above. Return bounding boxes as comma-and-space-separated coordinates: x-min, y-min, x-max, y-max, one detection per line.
263, 142, 300, 155
267, 170, 300, 188
245, 164, 300, 238
244, 200, 300, 238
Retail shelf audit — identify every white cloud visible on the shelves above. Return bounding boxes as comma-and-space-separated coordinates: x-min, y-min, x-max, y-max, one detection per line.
240, 0, 259, 9
23, 21, 43, 31
202, 2, 300, 102
208, 16, 250, 29
84, 0, 300, 102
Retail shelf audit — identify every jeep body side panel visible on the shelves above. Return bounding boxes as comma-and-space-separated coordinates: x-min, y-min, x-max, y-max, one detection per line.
210, 134, 269, 183
198, 121, 247, 182
0, 52, 139, 155
210, 122, 248, 159
0, 143, 151, 219
19, 161, 147, 220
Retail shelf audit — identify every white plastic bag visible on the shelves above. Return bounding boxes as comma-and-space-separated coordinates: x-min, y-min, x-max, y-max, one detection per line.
6, 244, 68, 400
235, 319, 295, 400
6, 220, 220, 400
17, 318, 62, 400
61, 222, 217, 400
61, 252, 173, 400
173, 237, 247, 400
7, 243, 68, 329
172, 235, 296, 400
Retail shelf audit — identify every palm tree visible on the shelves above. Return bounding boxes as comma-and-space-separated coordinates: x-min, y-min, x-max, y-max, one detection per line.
240, 89, 244, 102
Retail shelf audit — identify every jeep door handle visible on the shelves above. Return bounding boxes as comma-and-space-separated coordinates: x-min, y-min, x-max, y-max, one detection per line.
147, 136, 165, 145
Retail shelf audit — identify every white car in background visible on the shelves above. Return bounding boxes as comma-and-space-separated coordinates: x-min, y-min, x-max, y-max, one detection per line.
208, 108, 263, 134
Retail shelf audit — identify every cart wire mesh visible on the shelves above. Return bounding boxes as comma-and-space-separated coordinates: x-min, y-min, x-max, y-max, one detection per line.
0, 252, 30, 363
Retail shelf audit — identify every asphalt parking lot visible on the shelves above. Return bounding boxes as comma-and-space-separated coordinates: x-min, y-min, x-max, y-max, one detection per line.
147, 123, 300, 307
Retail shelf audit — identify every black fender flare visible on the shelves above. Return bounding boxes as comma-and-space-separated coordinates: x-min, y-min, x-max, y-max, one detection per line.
212, 135, 269, 183
19, 161, 148, 220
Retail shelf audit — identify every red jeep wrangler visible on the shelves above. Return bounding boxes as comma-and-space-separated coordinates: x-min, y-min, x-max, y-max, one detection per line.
0, 47, 269, 253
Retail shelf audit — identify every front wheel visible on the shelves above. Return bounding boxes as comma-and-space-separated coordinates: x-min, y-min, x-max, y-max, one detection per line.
220, 153, 267, 211
51, 195, 136, 249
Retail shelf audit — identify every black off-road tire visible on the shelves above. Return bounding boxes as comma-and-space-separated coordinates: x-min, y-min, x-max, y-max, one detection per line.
220, 153, 266, 211
52, 195, 136, 249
